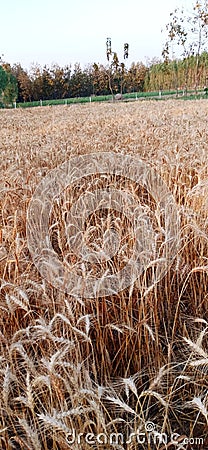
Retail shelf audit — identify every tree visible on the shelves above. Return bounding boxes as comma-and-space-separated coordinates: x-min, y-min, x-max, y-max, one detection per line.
163, 1, 208, 92
12, 64, 32, 102
41, 66, 53, 99
70, 63, 84, 97
50, 64, 66, 99
90, 63, 109, 95
126, 62, 147, 93
106, 38, 129, 97
30, 64, 43, 100
3, 73, 18, 105
0, 66, 8, 99
0, 64, 18, 106
63, 65, 72, 98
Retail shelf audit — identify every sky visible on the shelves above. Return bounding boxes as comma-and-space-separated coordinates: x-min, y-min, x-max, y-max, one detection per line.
1, 0, 192, 70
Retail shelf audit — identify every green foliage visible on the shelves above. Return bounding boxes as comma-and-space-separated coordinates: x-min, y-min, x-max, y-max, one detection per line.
0, 65, 18, 105
3, 73, 18, 105
0, 66, 8, 95
145, 52, 208, 92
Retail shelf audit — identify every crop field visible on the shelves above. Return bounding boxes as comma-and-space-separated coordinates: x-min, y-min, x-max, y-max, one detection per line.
0, 100, 208, 449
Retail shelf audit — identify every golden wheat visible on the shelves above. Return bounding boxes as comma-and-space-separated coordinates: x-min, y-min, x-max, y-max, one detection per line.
0, 100, 208, 449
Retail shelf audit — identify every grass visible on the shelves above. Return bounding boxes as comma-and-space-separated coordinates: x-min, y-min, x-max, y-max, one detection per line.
8, 88, 206, 109
0, 100, 208, 449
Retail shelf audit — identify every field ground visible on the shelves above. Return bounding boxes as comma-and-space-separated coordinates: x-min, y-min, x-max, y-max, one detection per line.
0, 100, 208, 449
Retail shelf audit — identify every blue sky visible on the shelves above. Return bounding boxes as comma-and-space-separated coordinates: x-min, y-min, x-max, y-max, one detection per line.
1, 0, 191, 69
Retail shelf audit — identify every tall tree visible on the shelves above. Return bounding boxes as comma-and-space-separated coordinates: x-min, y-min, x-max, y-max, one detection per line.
163, 1, 208, 92
106, 38, 129, 97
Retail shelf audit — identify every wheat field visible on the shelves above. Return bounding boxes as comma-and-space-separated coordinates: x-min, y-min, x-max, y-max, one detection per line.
0, 100, 208, 449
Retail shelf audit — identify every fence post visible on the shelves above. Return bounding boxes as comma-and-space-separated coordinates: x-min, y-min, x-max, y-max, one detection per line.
14, 101, 16, 109
40, 99, 42, 107
65, 99, 67, 105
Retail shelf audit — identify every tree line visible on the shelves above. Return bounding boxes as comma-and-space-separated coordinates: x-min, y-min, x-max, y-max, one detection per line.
145, 52, 208, 93
0, 61, 148, 104
1, 53, 208, 105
